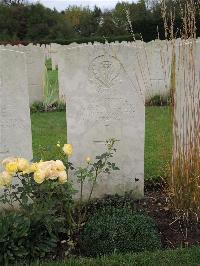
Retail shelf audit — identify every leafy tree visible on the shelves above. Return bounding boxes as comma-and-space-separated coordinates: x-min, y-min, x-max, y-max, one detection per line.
0, 3, 73, 42
0, 0, 199, 43
0, 0, 26, 5
65, 5, 101, 37
97, 11, 119, 37
112, 2, 129, 33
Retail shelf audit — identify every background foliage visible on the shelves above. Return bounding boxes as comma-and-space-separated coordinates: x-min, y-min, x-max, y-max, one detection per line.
1, 0, 200, 43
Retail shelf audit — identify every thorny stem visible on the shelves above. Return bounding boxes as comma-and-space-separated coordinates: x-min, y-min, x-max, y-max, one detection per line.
77, 173, 84, 230
77, 140, 117, 230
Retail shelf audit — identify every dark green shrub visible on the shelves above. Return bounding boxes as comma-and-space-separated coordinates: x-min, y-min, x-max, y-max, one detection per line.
50, 101, 66, 112
0, 210, 61, 265
80, 207, 161, 257
51, 34, 140, 45
0, 35, 141, 46
30, 101, 45, 113
82, 194, 136, 220
0, 176, 74, 264
0, 212, 29, 265
146, 94, 170, 106
46, 58, 52, 70
30, 101, 66, 113
26, 206, 62, 260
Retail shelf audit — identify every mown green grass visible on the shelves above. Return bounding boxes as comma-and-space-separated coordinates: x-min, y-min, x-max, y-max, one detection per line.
31, 111, 66, 161
47, 70, 59, 97
32, 246, 200, 266
145, 106, 172, 180
31, 107, 172, 179
43, 68, 59, 107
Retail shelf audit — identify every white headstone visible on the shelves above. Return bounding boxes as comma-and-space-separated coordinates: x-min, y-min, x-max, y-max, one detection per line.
1, 44, 45, 105
57, 46, 66, 101
145, 40, 172, 100
174, 40, 200, 155
24, 45, 45, 105
62, 43, 146, 198
51, 43, 61, 70
0, 49, 33, 165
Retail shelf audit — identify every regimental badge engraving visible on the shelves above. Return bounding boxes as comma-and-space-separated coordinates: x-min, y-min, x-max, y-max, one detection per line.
89, 54, 121, 90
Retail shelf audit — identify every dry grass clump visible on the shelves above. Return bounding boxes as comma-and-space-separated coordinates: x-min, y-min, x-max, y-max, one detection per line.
161, 0, 200, 217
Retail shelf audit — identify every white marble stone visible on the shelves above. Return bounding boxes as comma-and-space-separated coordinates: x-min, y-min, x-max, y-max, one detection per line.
57, 40, 173, 102
61, 43, 146, 198
174, 40, 200, 155
50, 43, 61, 70
0, 49, 33, 166
145, 40, 172, 100
1, 44, 45, 105
57, 46, 66, 101
24, 45, 45, 105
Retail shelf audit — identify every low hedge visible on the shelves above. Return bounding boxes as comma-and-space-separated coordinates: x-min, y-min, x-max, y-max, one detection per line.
80, 207, 161, 257
0, 34, 141, 46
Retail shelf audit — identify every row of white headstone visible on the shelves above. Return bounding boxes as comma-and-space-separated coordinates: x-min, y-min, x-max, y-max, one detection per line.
52, 41, 172, 101
0, 40, 198, 199
0, 40, 174, 108
0, 44, 146, 198
2, 39, 198, 107
0, 44, 46, 105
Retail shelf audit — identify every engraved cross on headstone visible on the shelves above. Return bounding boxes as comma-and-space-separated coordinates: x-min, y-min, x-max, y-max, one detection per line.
93, 140, 106, 144
93, 140, 120, 144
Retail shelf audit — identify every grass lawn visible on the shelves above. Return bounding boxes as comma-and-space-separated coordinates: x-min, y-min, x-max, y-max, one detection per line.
43, 68, 59, 105
33, 246, 200, 266
145, 106, 172, 180
31, 106, 172, 179
47, 70, 59, 98
31, 111, 67, 161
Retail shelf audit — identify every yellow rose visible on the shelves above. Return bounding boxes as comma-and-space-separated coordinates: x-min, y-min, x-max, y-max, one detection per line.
28, 163, 38, 173
63, 144, 73, 156
1, 157, 16, 168
86, 156, 91, 163
37, 161, 53, 179
45, 161, 54, 175
58, 171, 68, 184
34, 170, 45, 184
55, 160, 65, 171
37, 161, 48, 170
47, 170, 59, 180
5, 161, 18, 174
17, 158, 30, 172
0, 171, 12, 187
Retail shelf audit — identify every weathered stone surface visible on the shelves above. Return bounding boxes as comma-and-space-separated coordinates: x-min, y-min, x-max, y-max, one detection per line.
1, 44, 45, 105
23, 45, 45, 105
61, 43, 146, 199
174, 40, 200, 154
0, 49, 33, 166
50, 43, 61, 70
57, 41, 173, 102
145, 40, 172, 100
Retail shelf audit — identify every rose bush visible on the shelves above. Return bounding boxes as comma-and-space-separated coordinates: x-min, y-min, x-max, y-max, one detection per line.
0, 139, 119, 263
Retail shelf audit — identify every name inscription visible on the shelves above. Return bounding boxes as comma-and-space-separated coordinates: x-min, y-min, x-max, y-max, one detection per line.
81, 97, 135, 122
